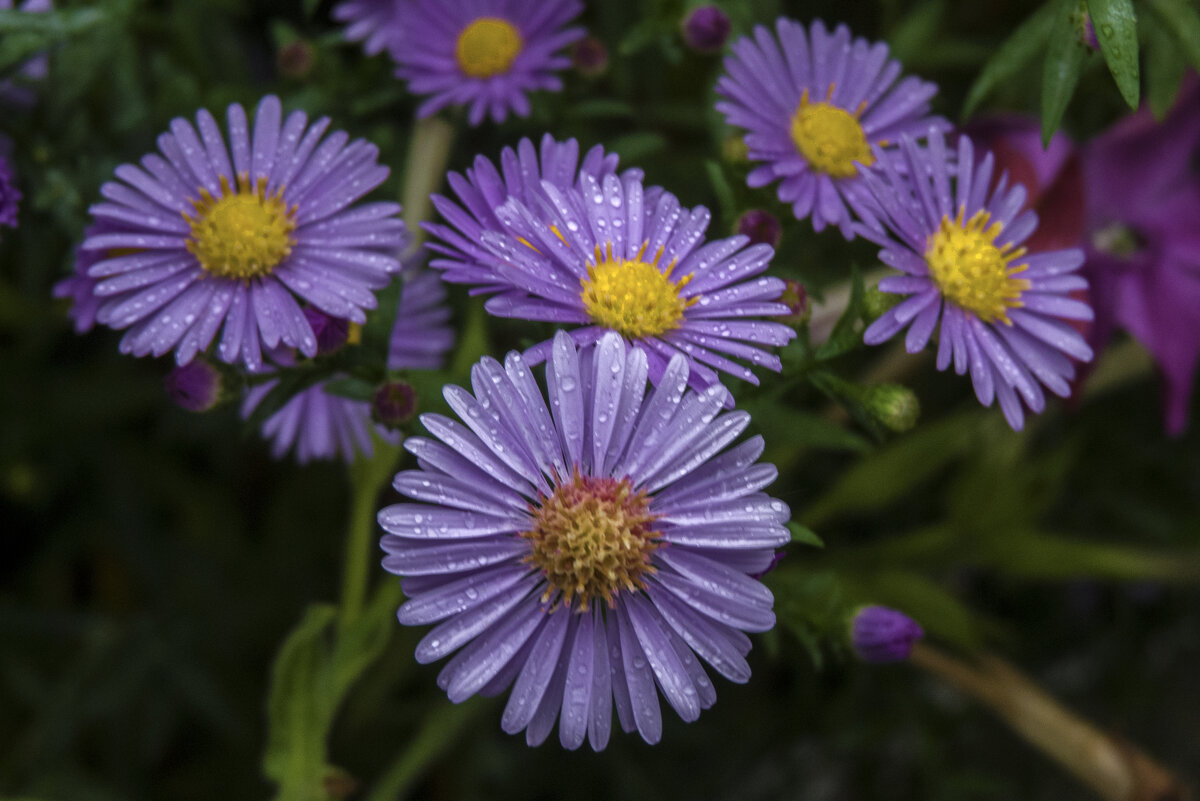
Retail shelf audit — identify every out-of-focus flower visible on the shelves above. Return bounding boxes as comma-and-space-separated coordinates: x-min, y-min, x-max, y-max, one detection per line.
858, 129, 1094, 430
851, 605, 923, 663
331, 0, 403, 59
378, 331, 790, 749
393, 0, 584, 126
74, 95, 405, 371
716, 18, 948, 238
0, 151, 20, 237
426, 153, 796, 391
166, 360, 223, 412
681, 5, 731, 54
1082, 76, 1200, 434
242, 268, 454, 464
570, 36, 608, 77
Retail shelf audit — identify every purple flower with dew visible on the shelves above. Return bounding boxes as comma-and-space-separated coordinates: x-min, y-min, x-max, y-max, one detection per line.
242, 268, 454, 463
332, 0, 404, 59
1083, 76, 1200, 434
716, 18, 949, 239
851, 605, 923, 663
394, 0, 584, 125
0, 151, 20, 235
53, 224, 111, 333
425, 134, 627, 292
857, 129, 1095, 431
0, 0, 52, 107
77, 95, 405, 371
378, 331, 789, 749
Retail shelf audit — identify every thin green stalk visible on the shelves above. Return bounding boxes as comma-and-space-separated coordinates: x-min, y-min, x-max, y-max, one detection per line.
340, 437, 404, 630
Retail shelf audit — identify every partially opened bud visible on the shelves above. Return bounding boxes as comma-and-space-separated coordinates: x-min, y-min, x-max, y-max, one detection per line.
166, 360, 223, 413
851, 605, 924, 663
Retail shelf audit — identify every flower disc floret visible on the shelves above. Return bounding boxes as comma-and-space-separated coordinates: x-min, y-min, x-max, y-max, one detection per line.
456, 17, 523, 78
790, 89, 874, 178
580, 243, 695, 339
186, 174, 296, 280
524, 471, 661, 611
926, 209, 1030, 324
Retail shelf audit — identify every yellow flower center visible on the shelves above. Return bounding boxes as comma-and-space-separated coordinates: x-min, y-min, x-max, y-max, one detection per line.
522, 471, 662, 612
455, 17, 523, 78
580, 242, 697, 339
925, 209, 1031, 324
789, 87, 874, 178
185, 174, 296, 280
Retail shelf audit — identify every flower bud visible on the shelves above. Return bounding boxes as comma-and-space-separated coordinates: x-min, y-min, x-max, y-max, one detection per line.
1074, 10, 1100, 51
735, 208, 782, 248
851, 605, 923, 663
277, 40, 316, 80
721, 134, 750, 165
775, 278, 810, 327
303, 306, 352, 355
681, 5, 731, 54
864, 383, 920, 433
165, 360, 223, 413
570, 36, 608, 77
371, 380, 418, 428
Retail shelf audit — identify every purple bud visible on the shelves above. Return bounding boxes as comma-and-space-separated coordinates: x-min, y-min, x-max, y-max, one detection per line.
303, 306, 351, 355
1080, 13, 1100, 51
736, 208, 782, 248
371, 381, 418, 428
682, 5, 731, 53
571, 36, 608, 77
776, 279, 809, 327
0, 155, 20, 232
165, 360, 223, 413
851, 605, 924, 663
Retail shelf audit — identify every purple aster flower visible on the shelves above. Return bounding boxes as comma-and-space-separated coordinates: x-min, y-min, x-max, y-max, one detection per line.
332, 0, 403, 59
682, 6, 732, 54
242, 267, 454, 463
393, 0, 584, 126
1083, 75, 1200, 434
0, 0, 52, 107
857, 129, 1095, 430
429, 159, 797, 392
378, 331, 789, 749
77, 95, 405, 371
716, 18, 949, 238
0, 151, 20, 235
425, 133, 627, 292
850, 605, 923, 663
53, 224, 114, 333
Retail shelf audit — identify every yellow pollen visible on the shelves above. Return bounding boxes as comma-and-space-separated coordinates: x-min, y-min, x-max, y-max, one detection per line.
185, 174, 296, 280
522, 471, 662, 612
925, 208, 1031, 324
455, 17, 523, 78
580, 241, 697, 339
789, 86, 874, 178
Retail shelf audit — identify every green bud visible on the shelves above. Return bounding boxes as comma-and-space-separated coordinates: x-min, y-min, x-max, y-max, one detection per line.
864, 383, 920, 433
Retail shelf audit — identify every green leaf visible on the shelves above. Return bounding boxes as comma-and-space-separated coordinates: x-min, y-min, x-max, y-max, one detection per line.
1142, 8, 1188, 118
1145, 0, 1200, 69
1089, 0, 1141, 107
1042, 0, 1090, 144
814, 265, 865, 361
262, 604, 338, 800
962, 2, 1055, 118
324, 376, 377, 403
704, 160, 736, 225
789, 522, 825, 548
841, 569, 988, 650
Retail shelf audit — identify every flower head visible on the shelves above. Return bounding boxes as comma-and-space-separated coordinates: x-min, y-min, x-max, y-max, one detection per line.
428, 145, 796, 392
332, 0, 404, 59
378, 331, 790, 749
851, 605, 923, 663
716, 18, 948, 238
242, 268, 453, 463
1082, 76, 1200, 434
394, 0, 584, 126
75, 95, 405, 371
858, 129, 1094, 430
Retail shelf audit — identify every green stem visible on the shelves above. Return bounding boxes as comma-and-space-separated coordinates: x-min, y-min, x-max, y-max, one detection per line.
340, 437, 404, 630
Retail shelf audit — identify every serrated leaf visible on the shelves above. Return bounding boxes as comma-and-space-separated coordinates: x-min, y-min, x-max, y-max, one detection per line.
1042, 0, 1090, 144
962, 2, 1056, 118
1089, 0, 1141, 107
788, 522, 825, 548
1145, 0, 1200, 69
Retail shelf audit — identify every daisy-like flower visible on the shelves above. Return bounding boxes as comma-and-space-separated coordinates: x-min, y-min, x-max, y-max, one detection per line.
76, 95, 405, 371
332, 0, 403, 59
425, 133, 627, 291
716, 18, 948, 238
428, 163, 796, 391
857, 129, 1095, 430
378, 330, 789, 749
243, 268, 454, 463
394, 0, 584, 125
